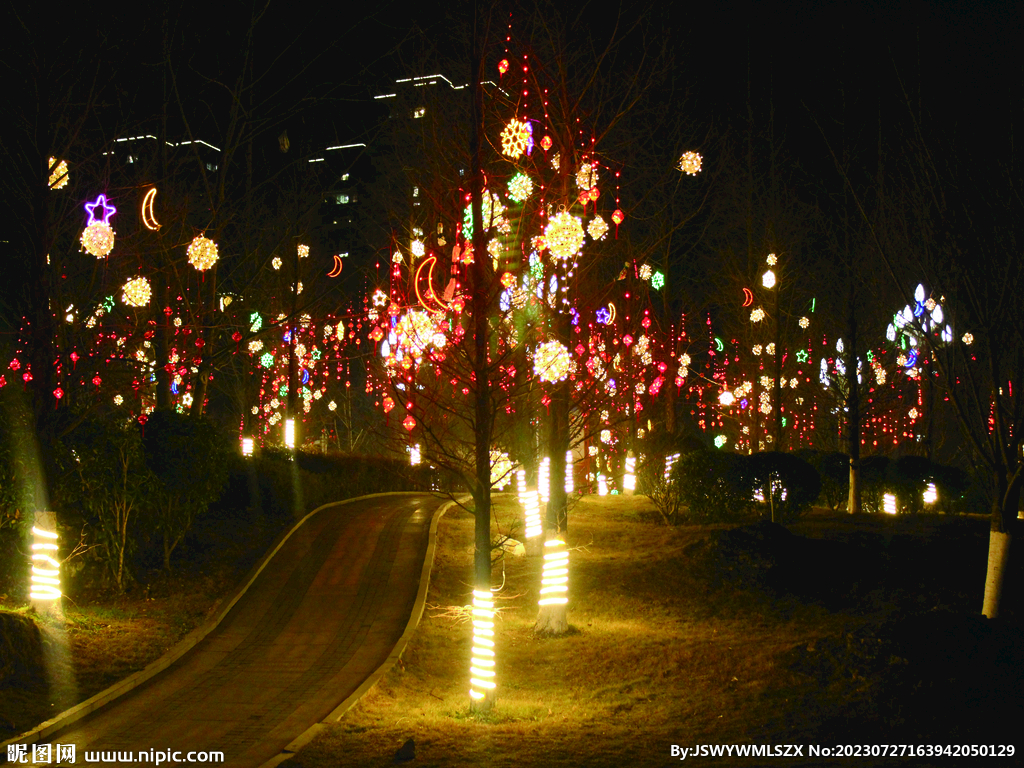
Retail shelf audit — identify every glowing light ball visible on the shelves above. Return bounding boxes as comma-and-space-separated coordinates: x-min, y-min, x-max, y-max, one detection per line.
498, 59, 509, 75
611, 209, 625, 225
490, 450, 514, 489
539, 539, 569, 605
766, 252, 778, 266
500, 118, 533, 158
544, 212, 585, 261
534, 340, 571, 383
540, 135, 552, 151
49, 158, 69, 189
677, 151, 702, 175
121, 277, 151, 307
507, 173, 534, 202
750, 308, 766, 323
81, 223, 115, 257
639, 264, 652, 281
187, 235, 219, 271
962, 332, 974, 345
719, 390, 735, 406
650, 271, 665, 290
799, 316, 810, 329
297, 243, 309, 258
587, 216, 609, 241
762, 269, 776, 289
576, 163, 598, 189
469, 589, 497, 701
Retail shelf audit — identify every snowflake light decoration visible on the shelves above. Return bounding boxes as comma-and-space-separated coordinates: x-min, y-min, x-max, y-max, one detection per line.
799, 316, 810, 329
677, 151, 702, 175
534, 340, 572, 383
121, 277, 151, 307
587, 216, 609, 241
766, 253, 778, 266
544, 212, 585, 261
297, 243, 309, 258
650, 271, 665, 290
500, 118, 533, 158
639, 264, 653, 281
962, 332, 973, 345
187, 235, 219, 271
750, 307, 766, 323
507, 173, 533, 203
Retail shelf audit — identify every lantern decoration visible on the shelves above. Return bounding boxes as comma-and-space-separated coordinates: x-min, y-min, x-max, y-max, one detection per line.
507, 173, 533, 203
121, 277, 152, 307
81, 195, 117, 258
611, 209, 625, 226
403, 414, 416, 431
544, 212, 585, 262
48, 158, 69, 190
540, 135, 552, 151
576, 162, 598, 189
500, 118, 533, 158
677, 151, 703, 175
534, 340, 572, 383
497, 59, 509, 75
187, 235, 219, 271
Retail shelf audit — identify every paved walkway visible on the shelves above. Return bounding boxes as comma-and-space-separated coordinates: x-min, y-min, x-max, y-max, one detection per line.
45, 493, 446, 768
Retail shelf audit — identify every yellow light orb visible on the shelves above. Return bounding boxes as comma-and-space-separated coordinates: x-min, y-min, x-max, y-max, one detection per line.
534, 340, 572, 383
750, 307, 766, 323
677, 151, 702, 175
121, 277, 152, 307
297, 243, 309, 258
544, 212, 585, 261
576, 162, 598, 190
187, 235, 219, 271
587, 216, 609, 241
81, 222, 115, 258
49, 158, 69, 189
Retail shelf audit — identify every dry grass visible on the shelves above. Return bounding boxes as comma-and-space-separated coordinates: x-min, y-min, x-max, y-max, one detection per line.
293, 496, 882, 768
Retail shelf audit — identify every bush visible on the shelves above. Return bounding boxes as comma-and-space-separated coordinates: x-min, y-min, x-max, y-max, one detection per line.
673, 449, 753, 524
747, 451, 821, 523
639, 454, 683, 524
803, 450, 850, 511
858, 455, 892, 514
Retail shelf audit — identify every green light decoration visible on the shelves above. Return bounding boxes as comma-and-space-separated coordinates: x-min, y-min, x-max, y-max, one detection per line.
103, 295, 115, 312
259, 352, 274, 367
507, 173, 534, 203
529, 252, 543, 279
250, 312, 263, 333
651, 271, 665, 290
810, 297, 816, 313
311, 348, 322, 361
714, 337, 724, 352
279, 385, 289, 397
781, 417, 787, 427
714, 435, 727, 448
796, 349, 809, 363
866, 350, 874, 362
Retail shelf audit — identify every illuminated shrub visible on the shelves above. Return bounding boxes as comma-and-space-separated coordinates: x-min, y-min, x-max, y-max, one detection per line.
746, 451, 821, 523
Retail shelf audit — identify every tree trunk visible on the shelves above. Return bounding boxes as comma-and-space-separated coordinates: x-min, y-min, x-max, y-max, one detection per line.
845, 283, 861, 514
981, 528, 1010, 618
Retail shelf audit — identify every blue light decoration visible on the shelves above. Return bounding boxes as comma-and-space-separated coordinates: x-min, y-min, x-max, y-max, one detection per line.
905, 349, 918, 368
596, 307, 612, 324
85, 194, 117, 226
283, 330, 292, 343
301, 368, 310, 385
740, 398, 749, 409
171, 381, 179, 394
570, 307, 579, 325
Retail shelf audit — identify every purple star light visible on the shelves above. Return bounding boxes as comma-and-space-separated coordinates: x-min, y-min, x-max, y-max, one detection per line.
85, 194, 116, 226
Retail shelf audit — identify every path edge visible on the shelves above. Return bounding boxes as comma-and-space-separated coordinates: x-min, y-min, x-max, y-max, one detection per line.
0, 491, 439, 753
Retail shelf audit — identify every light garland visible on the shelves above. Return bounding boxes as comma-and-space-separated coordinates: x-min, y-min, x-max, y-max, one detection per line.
539, 457, 550, 503
30, 525, 61, 600
883, 493, 897, 515
534, 340, 571, 383
539, 539, 569, 606
187, 235, 219, 271
545, 212, 585, 262
469, 589, 497, 701
565, 450, 574, 494
677, 151, 702, 175
121, 277, 151, 307
518, 469, 543, 541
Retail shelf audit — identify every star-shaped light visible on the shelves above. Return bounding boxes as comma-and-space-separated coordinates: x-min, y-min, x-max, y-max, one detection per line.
85, 194, 116, 225
795, 349, 810, 363
372, 289, 388, 307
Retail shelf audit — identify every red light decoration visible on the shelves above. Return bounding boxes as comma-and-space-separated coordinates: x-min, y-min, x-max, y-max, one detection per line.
403, 414, 416, 431
540, 135, 552, 151
498, 59, 509, 75
611, 209, 625, 225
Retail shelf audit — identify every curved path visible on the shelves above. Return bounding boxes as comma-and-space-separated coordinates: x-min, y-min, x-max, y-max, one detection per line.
43, 493, 447, 768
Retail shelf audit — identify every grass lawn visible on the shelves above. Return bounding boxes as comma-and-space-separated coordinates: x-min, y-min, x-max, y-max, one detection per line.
293, 495, 1023, 768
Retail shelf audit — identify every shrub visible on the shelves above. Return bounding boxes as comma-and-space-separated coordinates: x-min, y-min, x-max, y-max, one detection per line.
639, 454, 683, 524
673, 449, 753, 524
747, 451, 821, 523
858, 455, 892, 514
803, 450, 850, 511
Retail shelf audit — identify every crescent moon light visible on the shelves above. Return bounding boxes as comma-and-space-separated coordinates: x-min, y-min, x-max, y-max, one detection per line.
742, 287, 754, 307
415, 257, 449, 313
607, 302, 617, 323
141, 187, 161, 230
327, 254, 343, 277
